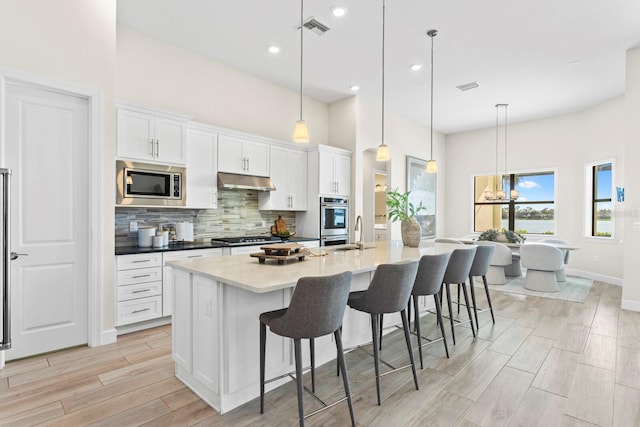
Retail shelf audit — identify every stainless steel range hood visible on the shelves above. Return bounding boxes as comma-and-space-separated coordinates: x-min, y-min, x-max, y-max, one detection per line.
217, 172, 276, 191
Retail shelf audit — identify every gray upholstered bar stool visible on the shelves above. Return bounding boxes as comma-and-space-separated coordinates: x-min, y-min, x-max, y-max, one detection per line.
259, 271, 356, 427
347, 260, 419, 406
466, 244, 496, 327
441, 247, 477, 344
410, 253, 451, 368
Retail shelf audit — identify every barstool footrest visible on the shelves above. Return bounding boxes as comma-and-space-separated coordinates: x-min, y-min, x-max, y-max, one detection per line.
304, 396, 349, 419
263, 365, 313, 386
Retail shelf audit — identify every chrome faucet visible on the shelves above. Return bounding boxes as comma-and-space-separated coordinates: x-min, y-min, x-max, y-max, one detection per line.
354, 215, 364, 249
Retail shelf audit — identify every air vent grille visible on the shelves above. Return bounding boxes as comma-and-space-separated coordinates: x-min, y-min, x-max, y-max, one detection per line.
302, 18, 330, 36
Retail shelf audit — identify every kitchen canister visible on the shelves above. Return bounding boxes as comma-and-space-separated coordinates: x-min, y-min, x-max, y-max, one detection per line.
152, 235, 164, 248
137, 226, 156, 247
176, 221, 194, 242
158, 230, 169, 246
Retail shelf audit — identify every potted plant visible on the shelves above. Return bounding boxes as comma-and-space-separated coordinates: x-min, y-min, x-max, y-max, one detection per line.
386, 189, 426, 247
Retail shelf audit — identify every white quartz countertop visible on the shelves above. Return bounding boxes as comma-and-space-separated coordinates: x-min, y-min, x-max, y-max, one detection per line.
167, 240, 467, 294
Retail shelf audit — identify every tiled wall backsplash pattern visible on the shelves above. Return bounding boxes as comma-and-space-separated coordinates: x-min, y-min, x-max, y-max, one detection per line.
115, 189, 297, 247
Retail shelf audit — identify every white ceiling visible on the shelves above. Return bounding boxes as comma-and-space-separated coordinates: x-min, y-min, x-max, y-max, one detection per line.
116, 0, 640, 135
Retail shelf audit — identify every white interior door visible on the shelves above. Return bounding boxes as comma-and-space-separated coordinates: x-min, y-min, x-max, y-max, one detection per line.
3, 82, 89, 360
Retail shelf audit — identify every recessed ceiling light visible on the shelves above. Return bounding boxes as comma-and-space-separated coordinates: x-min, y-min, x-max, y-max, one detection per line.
267, 45, 280, 54
410, 64, 423, 71
349, 85, 360, 92
332, 6, 347, 17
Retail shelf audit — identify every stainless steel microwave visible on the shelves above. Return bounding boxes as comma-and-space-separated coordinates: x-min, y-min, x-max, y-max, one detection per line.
116, 160, 186, 207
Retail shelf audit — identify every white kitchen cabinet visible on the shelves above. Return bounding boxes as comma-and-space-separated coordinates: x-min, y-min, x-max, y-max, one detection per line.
187, 127, 218, 209
117, 106, 188, 165
115, 253, 164, 326
162, 248, 223, 316
217, 134, 269, 177
258, 145, 307, 211
318, 147, 351, 197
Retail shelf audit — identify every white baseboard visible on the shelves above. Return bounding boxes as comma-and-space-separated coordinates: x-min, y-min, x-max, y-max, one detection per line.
115, 317, 171, 336
99, 328, 118, 346
621, 299, 640, 312
565, 268, 622, 286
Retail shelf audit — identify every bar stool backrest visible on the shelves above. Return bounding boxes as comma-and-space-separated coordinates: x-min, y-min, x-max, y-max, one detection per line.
469, 244, 495, 277
268, 271, 353, 339
412, 253, 451, 296
443, 247, 477, 284
354, 260, 419, 314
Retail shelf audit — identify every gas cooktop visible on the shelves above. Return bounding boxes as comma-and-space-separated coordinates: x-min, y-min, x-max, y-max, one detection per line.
211, 236, 281, 246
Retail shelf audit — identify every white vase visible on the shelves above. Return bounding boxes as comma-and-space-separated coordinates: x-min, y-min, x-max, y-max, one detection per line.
401, 218, 422, 247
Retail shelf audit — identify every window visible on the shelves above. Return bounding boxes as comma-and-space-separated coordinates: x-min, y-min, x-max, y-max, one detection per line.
474, 170, 556, 235
586, 161, 613, 238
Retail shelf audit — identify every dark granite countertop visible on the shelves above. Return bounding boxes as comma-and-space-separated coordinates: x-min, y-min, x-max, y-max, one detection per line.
115, 236, 320, 256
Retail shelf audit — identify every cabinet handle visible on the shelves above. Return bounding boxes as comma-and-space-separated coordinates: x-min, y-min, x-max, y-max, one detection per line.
336, 182, 339, 194
246, 157, 250, 171
155, 139, 160, 158
132, 289, 151, 294
131, 274, 151, 279
132, 308, 151, 314
187, 255, 203, 258
149, 139, 155, 157
131, 259, 151, 263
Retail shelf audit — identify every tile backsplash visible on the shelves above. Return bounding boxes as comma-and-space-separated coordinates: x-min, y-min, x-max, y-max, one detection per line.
115, 189, 297, 247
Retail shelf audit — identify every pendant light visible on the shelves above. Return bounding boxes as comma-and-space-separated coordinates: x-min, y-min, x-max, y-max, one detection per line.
426, 29, 438, 173
292, 0, 309, 143
375, 0, 390, 161
484, 104, 518, 201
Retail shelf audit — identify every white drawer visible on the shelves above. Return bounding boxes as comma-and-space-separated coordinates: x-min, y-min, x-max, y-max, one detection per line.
116, 295, 163, 326
117, 253, 163, 270
163, 248, 223, 264
117, 266, 162, 286
117, 281, 162, 302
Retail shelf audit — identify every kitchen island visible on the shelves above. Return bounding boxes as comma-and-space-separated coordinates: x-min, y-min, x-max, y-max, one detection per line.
168, 240, 466, 414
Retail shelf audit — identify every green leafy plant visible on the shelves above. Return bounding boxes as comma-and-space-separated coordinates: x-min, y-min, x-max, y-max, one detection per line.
478, 228, 526, 243
385, 189, 426, 222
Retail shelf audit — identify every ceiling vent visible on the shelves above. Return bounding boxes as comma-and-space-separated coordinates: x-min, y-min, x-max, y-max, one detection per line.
456, 81, 480, 91
301, 17, 330, 36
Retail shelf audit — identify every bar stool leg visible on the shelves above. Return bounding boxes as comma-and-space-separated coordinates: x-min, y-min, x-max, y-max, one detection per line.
482, 275, 496, 324
336, 326, 342, 377
371, 313, 382, 406
468, 277, 480, 330
412, 296, 423, 369
457, 283, 461, 314
309, 338, 315, 393
434, 294, 450, 358
401, 309, 419, 391
260, 321, 266, 414
444, 283, 456, 345
334, 329, 356, 427
294, 339, 305, 427
379, 314, 384, 351
460, 282, 476, 337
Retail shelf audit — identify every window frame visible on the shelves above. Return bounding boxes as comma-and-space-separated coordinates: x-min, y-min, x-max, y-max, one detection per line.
584, 159, 615, 240
472, 168, 557, 236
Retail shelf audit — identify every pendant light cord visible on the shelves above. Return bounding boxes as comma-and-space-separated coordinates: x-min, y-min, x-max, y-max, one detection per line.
504, 105, 508, 176
381, 0, 386, 147
495, 105, 499, 193
429, 30, 436, 160
299, 0, 304, 121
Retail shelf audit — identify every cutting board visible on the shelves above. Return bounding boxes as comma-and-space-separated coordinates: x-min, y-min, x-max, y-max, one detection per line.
275, 216, 287, 233
261, 243, 303, 256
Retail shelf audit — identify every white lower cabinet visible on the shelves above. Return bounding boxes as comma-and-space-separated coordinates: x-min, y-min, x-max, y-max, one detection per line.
115, 253, 163, 326
162, 248, 222, 316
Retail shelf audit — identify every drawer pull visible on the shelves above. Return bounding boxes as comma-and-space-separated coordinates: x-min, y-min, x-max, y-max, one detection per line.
132, 308, 151, 314
132, 289, 151, 294
131, 274, 151, 279
188, 255, 203, 258
132, 260, 151, 263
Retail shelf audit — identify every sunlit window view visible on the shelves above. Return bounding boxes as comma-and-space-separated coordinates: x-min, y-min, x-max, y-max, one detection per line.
474, 171, 555, 235
592, 163, 612, 237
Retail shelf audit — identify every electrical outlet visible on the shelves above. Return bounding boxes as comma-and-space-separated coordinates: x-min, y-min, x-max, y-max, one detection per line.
593, 254, 599, 262
129, 221, 138, 232
633, 222, 640, 232
261, 220, 266, 228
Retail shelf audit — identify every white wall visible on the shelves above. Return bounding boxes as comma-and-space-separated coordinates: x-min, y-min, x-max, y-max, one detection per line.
622, 47, 640, 310
117, 28, 329, 145
445, 97, 626, 282
0, 0, 117, 332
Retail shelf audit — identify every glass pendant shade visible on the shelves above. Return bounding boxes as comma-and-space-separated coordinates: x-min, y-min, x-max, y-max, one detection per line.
511, 189, 520, 199
426, 159, 437, 173
376, 143, 390, 161
293, 120, 309, 143
496, 189, 506, 199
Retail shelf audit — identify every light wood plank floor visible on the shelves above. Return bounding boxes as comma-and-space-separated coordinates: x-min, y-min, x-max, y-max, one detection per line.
1, 281, 639, 426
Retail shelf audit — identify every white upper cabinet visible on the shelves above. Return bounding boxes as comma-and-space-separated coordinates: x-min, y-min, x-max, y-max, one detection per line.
259, 145, 307, 211
117, 105, 188, 165
187, 126, 218, 209
317, 147, 351, 197
217, 134, 269, 177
